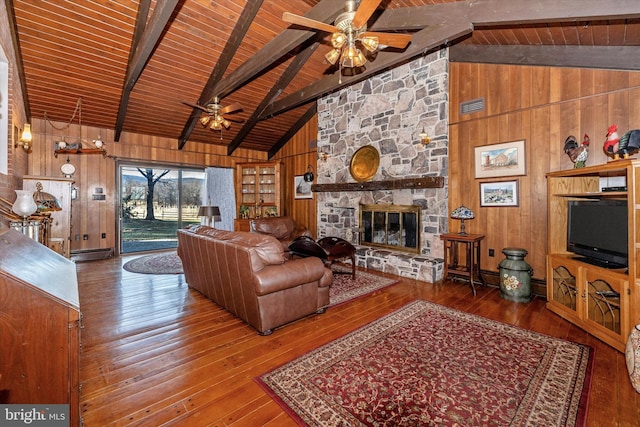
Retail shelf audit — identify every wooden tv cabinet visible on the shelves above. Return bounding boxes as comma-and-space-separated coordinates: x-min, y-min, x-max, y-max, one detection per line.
546, 159, 640, 352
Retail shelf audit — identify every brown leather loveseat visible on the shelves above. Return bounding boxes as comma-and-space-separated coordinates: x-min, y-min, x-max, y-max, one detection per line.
177, 225, 332, 335
250, 216, 311, 250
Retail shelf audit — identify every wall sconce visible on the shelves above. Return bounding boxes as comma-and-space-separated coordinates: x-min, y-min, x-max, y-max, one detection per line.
15, 124, 33, 152
303, 165, 315, 182
451, 205, 475, 235
318, 149, 329, 161
419, 126, 431, 145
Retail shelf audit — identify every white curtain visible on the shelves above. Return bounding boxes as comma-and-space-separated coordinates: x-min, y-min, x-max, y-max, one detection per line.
204, 167, 235, 231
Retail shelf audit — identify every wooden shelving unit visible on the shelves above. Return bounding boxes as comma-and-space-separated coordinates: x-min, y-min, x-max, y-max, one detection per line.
546, 159, 640, 351
234, 161, 282, 231
54, 147, 107, 157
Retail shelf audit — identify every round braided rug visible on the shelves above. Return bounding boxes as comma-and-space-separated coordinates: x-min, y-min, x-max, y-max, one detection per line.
123, 252, 184, 274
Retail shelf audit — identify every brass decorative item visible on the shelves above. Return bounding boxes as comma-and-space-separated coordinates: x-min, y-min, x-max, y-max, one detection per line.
349, 145, 380, 182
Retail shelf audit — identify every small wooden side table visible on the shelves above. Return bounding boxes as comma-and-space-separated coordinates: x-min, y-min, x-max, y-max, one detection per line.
440, 233, 485, 295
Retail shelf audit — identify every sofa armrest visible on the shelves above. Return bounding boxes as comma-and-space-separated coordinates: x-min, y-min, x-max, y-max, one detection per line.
253, 257, 331, 296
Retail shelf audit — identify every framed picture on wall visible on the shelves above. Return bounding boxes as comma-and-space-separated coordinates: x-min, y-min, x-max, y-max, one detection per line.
474, 140, 526, 178
480, 180, 519, 207
294, 175, 313, 199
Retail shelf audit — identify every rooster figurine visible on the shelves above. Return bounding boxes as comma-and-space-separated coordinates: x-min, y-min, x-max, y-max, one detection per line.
616, 129, 640, 159
603, 124, 620, 159
564, 134, 590, 168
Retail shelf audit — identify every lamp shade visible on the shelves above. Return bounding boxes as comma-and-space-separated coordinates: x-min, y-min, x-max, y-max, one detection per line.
198, 205, 221, 219
451, 205, 474, 235
451, 205, 475, 220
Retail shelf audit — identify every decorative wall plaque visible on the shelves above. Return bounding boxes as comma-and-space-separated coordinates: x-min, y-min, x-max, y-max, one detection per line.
349, 145, 380, 182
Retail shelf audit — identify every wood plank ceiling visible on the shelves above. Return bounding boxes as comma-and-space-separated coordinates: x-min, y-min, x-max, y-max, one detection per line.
7, 0, 640, 157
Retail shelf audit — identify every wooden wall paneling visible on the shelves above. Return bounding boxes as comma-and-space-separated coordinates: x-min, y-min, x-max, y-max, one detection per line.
515, 65, 532, 111
273, 115, 318, 236
485, 64, 506, 117
630, 73, 640, 87
580, 68, 597, 98
512, 111, 529, 246
630, 88, 640, 125
532, 66, 551, 107
449, 61, 460, 124
446, 123, 460, 236
609, 91, 631, 135
529, 107, 551, 273
579, 95, 610, 167
555, 67, 582, 103
450, 62, 640, 284
456, 62, 483, 122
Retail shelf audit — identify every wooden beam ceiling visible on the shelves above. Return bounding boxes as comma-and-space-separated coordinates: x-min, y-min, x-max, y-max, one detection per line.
227, 40, 320, 155
178, 0, 265, 150
9, 0, 640, 157
114, 0, 181, 141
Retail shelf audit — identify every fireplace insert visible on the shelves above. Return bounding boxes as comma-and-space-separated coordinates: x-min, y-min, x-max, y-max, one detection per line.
359, 204, 420, 253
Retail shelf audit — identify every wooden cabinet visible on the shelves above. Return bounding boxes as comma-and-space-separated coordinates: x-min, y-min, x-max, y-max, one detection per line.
546, 160, 640, 351
0, 229, 81, 425
23, 176, 73, 257
548, 255, 629, 351
234, 162, 282, 231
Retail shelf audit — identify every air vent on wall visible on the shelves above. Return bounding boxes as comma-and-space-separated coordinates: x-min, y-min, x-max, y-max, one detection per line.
460, 98, 485, 115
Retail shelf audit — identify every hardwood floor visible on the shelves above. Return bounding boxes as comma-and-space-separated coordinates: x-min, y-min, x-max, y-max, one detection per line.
77, 255, 640, 426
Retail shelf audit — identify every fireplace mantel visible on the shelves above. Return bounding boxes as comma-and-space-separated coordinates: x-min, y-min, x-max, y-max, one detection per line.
311, 177, 444, 193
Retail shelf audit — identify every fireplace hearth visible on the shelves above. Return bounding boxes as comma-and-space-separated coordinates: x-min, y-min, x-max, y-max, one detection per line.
359, 204, 420, 253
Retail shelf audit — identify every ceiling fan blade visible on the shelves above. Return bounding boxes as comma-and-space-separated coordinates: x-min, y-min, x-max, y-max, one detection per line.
182, 101, 208, 112
351, 0, 382, 29
224, 117, 245, 123
219, 103, 243, 115
363, 32, 412, 49
282, 11, 338, 34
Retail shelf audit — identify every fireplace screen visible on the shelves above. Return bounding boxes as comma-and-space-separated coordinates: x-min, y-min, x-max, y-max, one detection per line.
359, 204, 420, 253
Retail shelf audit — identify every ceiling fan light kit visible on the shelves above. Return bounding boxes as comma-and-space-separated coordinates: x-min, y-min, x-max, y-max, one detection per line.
283, 0, 411, 70
184, 96, 243, 135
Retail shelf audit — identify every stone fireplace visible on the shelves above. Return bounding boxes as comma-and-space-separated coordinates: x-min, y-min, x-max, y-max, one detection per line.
315, 50, 449, 283
360, 204, 420, 253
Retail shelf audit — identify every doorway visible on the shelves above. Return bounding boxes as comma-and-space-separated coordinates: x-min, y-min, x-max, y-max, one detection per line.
118, 163, 205, 254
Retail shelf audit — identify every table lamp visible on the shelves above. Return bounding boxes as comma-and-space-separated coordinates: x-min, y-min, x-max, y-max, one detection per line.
451, 205, 475, 235
198, 205, 221, 228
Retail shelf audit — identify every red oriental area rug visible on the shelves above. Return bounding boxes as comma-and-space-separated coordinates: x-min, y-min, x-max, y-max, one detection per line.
328, 265, 399, 307
256, 300, 593, 427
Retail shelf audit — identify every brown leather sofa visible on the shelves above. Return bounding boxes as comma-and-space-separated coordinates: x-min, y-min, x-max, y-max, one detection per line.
249, 216, 311, 250
177, 225, 332, 335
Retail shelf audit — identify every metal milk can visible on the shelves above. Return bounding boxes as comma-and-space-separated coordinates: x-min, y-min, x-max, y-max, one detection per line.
498, 248, 533, 303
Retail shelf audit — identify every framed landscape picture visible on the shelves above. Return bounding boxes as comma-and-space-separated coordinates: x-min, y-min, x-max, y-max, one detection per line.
480, 180, 519, 207
474, 140, 526, 178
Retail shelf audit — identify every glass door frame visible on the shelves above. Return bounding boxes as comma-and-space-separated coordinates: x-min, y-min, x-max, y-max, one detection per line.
115, 159, 205, 256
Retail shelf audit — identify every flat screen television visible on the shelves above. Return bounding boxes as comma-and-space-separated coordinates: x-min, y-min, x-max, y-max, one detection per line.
566, 199, 628, 268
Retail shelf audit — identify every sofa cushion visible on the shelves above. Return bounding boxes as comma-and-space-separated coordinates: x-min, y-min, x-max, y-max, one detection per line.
251, 217, 296, 240
187, 225, 285, 266
228, 232, 286, 266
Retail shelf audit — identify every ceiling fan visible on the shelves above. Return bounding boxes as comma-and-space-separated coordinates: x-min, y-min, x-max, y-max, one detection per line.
282, 0, 412, 69
183, 97, 244, 131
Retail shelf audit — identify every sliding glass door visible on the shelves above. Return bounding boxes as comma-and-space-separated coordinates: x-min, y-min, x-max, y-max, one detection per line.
119, 162, 205, 254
